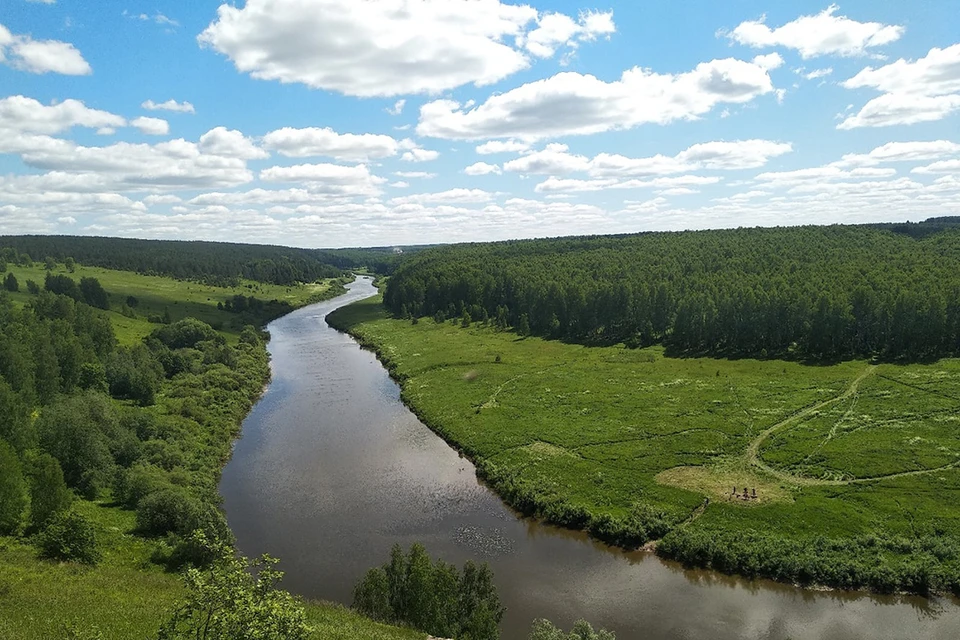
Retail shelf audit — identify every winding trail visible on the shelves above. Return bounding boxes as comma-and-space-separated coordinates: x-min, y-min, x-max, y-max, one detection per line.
746, 364, 960, 486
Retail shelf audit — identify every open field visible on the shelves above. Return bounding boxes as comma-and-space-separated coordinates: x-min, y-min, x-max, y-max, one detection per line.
1, 262, 345, 344
329, 296, 960, 593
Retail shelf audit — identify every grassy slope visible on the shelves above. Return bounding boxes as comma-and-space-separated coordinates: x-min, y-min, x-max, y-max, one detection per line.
328, 297, 960, 566
0, 266, 422, 640
1, 263, 342, 344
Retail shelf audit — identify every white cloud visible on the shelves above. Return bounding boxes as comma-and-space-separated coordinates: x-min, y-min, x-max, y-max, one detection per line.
912, 160, 960, 175
394, 171, 436, 179
387, 100, 406, 116
535, 175, 721, 193
389, 188, 496, 205
504, 139, 791, 177
131, 116, 170, 136
200, 0, 557, 97
262, 127, 399, 162
389, 181, 409, 188
0, 95, 126, 134
401, 148, 440, 163
258, 163, 386, 197
154, 13, 179, 28
0, 23, 92, 75
726, 5, 903, 59
142, 99, 195, 114
839, 44, 960, 129
803, 67, 833, 80
198, 127, 269, 160
464, 162, 502, 176
27, 0, 58, 4
836, 140, 960, 167
417, 57, 779, 141
519, 10, 615, 59
144, 194, 183, 206
476, 140, 531, 155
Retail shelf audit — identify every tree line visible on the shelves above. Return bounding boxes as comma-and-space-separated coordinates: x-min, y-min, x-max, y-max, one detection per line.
384, 222, 960, 362
0, 236, 408, 287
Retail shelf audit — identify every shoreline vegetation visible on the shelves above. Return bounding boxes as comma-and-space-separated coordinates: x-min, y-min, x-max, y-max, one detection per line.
327, 292, 960, 598
0, 252, 424, 640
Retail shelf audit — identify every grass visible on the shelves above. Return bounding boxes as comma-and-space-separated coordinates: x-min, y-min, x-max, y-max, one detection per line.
328, 296, 960, 586
0, 265, 421, 640
1, 263, 344, 344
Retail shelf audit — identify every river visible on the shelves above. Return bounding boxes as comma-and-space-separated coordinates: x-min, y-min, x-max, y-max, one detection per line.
220, 276, 960, 640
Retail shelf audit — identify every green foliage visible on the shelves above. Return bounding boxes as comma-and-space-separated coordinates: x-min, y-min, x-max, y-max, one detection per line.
150, 317, 223, 350
158, 533, 309, 640
79, 277, 110, 310
25, 279, 40, 294
528, 619, 616, 640
45, 273, 81, 300
0, 440, 29, 535
135, 487, 204, 537
384, 225, 960, 361
353, 543, 504, 640
24, 451, 73, 532
106, 344, 163, 405
64, 256, 76, 273
4, 272, 18, 292
38, 509, 100, 564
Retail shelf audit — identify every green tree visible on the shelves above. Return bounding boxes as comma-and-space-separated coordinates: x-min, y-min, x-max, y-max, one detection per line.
158, 533, 309, 640
0, 440, 29, 535
44, 256, 57, 271
0, 378, 33, 452
3, 272, 18, 292
38, 509, 100, 564
24, 452, 73, 531
528, 619, 616, 640
26, 279, 40, 294
64, 257, 76, 273
79, 277, 110, 310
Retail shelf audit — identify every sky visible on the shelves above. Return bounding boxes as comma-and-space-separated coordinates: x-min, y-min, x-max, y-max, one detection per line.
0, 1, 958, 249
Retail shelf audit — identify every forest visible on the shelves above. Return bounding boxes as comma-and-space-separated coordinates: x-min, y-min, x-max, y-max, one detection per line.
383, 220, 960, 362
0, 236, 408, 287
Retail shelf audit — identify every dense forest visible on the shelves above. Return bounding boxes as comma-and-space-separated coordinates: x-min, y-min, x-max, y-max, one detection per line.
384, 220, 960, 362
0, 236, 408, 286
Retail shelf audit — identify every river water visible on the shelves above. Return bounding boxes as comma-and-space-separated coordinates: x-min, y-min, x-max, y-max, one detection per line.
220, 277, 960, 640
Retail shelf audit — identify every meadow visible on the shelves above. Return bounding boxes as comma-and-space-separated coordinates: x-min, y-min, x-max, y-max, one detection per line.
329, 296, 960, 594
0, 262, 422, 640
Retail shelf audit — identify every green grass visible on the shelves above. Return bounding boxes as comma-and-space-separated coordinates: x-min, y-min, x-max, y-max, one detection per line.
2, 263, 344, 344
328, 296, 960, 589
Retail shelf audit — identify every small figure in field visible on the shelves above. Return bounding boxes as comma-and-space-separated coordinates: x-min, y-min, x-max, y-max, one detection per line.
752, 488, 757, 499
742, 487, 749, 500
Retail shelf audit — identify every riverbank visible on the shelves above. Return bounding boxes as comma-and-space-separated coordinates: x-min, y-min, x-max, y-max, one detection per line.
326, 294, 960, 597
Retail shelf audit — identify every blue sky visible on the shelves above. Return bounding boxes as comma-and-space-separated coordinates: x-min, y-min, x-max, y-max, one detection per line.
1, 1, 958, 248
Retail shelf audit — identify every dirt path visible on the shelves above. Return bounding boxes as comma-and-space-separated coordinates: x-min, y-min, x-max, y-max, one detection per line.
746, 364, 960, 486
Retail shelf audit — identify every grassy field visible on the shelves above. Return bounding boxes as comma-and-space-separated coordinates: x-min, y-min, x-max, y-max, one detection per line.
1, 262, 344, 344
329, 296, 960, 591
0, 264, 422, 640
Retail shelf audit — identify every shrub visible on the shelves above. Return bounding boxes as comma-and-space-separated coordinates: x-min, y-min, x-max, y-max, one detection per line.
24, 452, 73, 532
135, 487, 202, 537
3, 272, 18, 292
38, 510, 100, 564
528, 619, 616, 640
150, 318, 223, 350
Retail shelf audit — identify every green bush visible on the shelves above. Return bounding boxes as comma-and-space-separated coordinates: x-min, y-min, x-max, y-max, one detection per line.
135, 487, 202, 537
38, 510, 100, 564
0, 440, 29, 535
528, 619, 616, 640
150, 318, 223, 350
24, 452, 73, 532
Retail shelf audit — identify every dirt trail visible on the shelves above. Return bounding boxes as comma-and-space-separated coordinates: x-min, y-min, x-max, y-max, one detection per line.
746, 364, 960, 486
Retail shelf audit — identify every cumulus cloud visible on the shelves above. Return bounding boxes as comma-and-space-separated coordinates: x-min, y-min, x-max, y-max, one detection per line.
0, 23, 92, 75
142, 99, 195, 113
199, 0, 613, 97
535, 175, 721, 193
839, 44, 960, 129
476, 140, 531, 155
0, 95, 126, 134
386, 100, 406, 116
726, 5, 903, 58
389, 188, 497, 205
464, 162, 502, 176
131, 116, 170, 136
401, 147, 440, 163
912, 160, 960, 175
835, 140, 960, 167
258, 163, 386, 197
417, 56, 779, 141
198, 127, 269, 160
504, 139, 792, 177
262, 127, 398, 162
394, 171, 436, 179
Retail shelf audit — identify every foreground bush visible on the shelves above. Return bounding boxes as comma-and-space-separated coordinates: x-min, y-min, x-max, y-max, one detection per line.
38, 509, 100, 564
353, 542, 504, 640
158, 533, 308, 640
528, 619, 616, 640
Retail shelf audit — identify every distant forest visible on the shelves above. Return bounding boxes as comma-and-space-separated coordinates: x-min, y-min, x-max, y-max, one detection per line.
0, 236, 407, 286
384, 219, 960, 362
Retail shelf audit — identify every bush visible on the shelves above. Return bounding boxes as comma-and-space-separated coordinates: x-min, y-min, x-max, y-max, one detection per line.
150, 318, 223, 350
106, 344, 163, 406
24, 452, 73, 532
3, 272, 18, 292
79, 277, 109, 310
0, 440, 29, 535
528, 619, 616, 640
25, 280, 40, 295
135, 488, 202, 537
38, 510, 100, 564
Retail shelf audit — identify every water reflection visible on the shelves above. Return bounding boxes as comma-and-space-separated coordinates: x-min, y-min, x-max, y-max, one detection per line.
220, 277, 960, 640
